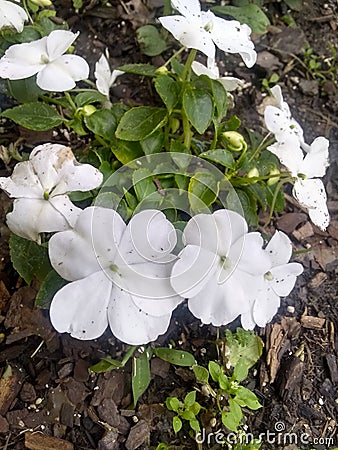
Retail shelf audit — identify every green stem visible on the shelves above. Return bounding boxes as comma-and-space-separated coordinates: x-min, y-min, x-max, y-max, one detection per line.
163, 47, 186, 68
65, 91, 77, 112
182, 112, 193, 150
264, 179, 286, 227
22, 0, 34, 24
248, 132, 273, 163
182, 49, 197, 82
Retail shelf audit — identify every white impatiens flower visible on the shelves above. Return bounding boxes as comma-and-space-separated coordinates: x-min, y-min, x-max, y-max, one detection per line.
170, 210, 271, 326
0, 30, 89, 91
192, 58, 243, 92
94, 53, 124, 98
0, 143, 103, 242
241, 231, 303, 329
159, 0, 256, 67
264, 86, 330, 230
49, 207, 183, 345
0, 0, 28, 33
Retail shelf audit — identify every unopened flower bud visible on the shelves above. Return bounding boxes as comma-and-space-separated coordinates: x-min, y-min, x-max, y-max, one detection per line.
30, 0, 52, 6
267, 167, 280, 186
170, 117, 180, 134
221, 131, 247, 152
247, 167, 259, 179
76, 105, 96, 117
155, 66, 169, 75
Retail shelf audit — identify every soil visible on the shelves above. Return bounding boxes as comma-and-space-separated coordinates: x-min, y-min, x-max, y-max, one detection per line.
0, 0, 338, 449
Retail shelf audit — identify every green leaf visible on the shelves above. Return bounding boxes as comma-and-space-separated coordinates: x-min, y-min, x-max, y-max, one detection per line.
183, 88, 213, 134
221, 115, 241, 132
173, 416, 182, 433
284, 0, 303, 11
188, 172, 219, 213
211, 4, 270, 34
193, 365, 209, 383
35, 270, 67, 308
266, 184, 285, 213
136, 25, 167, 56
132, 350, 151, 405
218, 372, 230, 390
111, 139, 143, 164
221, 398, 243, 431
208, 361, 221, 382
9, 235, 52, 285
2, 102, 63, 131
89, 356, 124, 373
140, 130, 165, 155
8, 77, 45, 103
166, 396, 181, 412
184, 391, 196, 408
116, 107, 167, 141
234, 386, 262, 410
155, 75, 180, 112
154, 348, 195, 367
85, 109, 117, 140
200, 149, 235, 169
156, 444, 169, 450
75, 91, 107, 107
117, 63, 157, 77
181, 410, 195, 421
189, 418, 200, 432
233, 359, 249, 383
225, 329, 263, 381
210, 79, 227, 119
132, 168, 157, 202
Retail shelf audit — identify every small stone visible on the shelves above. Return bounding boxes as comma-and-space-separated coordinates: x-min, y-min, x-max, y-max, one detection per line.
287, 306, 295, 314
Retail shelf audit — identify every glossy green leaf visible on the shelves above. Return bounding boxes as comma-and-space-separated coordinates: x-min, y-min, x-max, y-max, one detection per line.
183, 88, 213, 134
89, 357, 124, 373
212, 4, 270, 34
140, 130, 165, 155
190, 418, 200, 432
208, 361, 221, 382
234, 386, 262, 410
9, 235, 52, 285
8, 77, 45, 103
136, 25, 167, 56
210, 79, 227, 119
155, 75, 180, 112
117, 63, 157, 77
111, 140, 143, 164
193, 365, 209, 383
75, 91, 107, 107
200, 149, 235, 169
184, 391, 196, 408
166, 396, 181, 412
85, 109, 117, 140
221, 398, 243, 431
284, 0, 303, 11
173, 416, 182, 433
2, 102, 63, 131
154, 348, 195, 366
35, 270, 67, 308
116, 107, 167, 141
188, 171, 219, 213
132, 350, 151, 405
132, 168, 157, 202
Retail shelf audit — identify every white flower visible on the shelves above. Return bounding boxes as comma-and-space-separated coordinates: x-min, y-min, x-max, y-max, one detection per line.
0, 0, 28, 33
170, 210, 271, 326
192, 58, 243, 92
241, 231, 303, 329
49, 207, 183, 345
0, 143, 103, 242
94, 54, 124, 98
264, 86, 330, 230
159, 0, 256, 67
0, 30, 89, 91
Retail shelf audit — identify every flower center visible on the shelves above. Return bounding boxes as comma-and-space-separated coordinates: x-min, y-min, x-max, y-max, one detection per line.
204, 20, 213, 32
43, 190, 50, 200
110, 264, 121, 275
297, 173, 307, 180
40, 54, 50, 64
264, 271, 273, 281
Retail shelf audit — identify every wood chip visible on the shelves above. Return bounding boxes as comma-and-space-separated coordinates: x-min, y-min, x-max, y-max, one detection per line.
301, 316, 326, 329
325, 354, 338, 384
292, 222, 314, 241
309, 272, 327, 289
125, 419, 149, 450
25, 432, 74, 450
0, 365, 25, 416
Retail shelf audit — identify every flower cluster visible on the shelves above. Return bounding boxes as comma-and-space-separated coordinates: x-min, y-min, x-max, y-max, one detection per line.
264, 86, 330, 230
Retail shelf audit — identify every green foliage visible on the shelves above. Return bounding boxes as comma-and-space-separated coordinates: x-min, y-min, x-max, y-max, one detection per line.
35, 270, 67, 308
166, 391, 202, 433
2, 102, 64, 130
132, 348, 152, 405
116, 107, 167, 141
9, 235, 52, 285
183, 88, 213, 134
136, 25, 167, 56
153, 348, 196, 366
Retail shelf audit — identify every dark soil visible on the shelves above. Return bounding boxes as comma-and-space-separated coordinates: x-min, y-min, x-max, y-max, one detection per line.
0, 0, 338, 449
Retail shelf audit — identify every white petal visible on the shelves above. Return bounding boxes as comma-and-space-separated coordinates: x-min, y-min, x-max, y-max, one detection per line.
252, 287, 280, 328
49, 206, 125, 281
218, 76, 243, 92
300, 136, 329, 179
159, 15, 215, 58
50, 271, 111, 340
293, 179, 330, 230
0, 37, 47, 80
269, 262, 303, 297
240, 309, 256, 330
0, 0, 28, 33
265, 231, 292, 266
192, 61, 217, 79
170, 244, 218, 298
94, 54, 111, 97
6, 198, 70, 243
0, 161, 42, 198
171, 0, 201, 18
108, 288, 172, 345
36, 54, 89, 91
46, 30, 79, 61
117, 209, 176, 265
210, 17, 256, 68
48, 195, 81, 228
30, 143, 66, 192
266, 139, 303, 176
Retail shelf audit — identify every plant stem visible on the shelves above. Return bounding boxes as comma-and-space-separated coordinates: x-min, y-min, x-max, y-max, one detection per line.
65, 91, 77, 112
